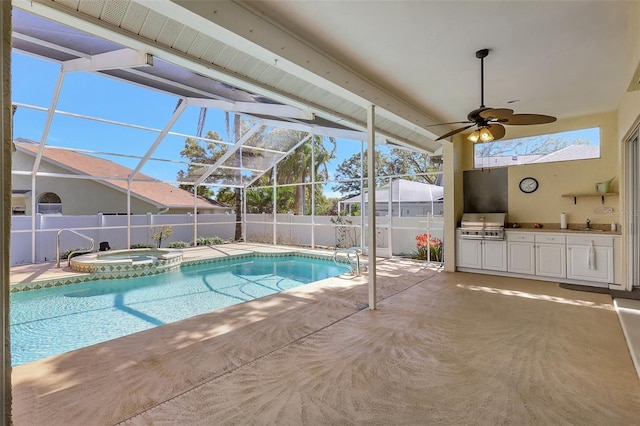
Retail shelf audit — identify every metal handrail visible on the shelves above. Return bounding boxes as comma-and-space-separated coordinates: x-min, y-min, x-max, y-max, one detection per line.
56, 228, 95, 268
334, 246, 365, 276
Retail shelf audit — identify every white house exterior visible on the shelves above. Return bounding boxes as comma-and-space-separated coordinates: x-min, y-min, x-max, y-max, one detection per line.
339, 179, 444, 217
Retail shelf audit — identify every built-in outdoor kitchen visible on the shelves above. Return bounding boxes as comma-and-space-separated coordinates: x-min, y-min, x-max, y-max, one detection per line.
456, 168, 622, 289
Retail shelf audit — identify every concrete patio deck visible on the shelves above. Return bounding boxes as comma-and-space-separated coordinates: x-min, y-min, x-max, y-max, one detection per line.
9, 244, 640, 425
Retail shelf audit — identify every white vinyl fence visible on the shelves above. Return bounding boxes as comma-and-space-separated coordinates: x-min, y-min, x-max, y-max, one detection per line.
10, 213, 236, 266
10, 213, 444, 266
246, 213, 444, 258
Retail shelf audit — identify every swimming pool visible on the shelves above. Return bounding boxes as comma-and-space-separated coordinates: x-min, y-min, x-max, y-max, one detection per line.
11, 254, 349, 366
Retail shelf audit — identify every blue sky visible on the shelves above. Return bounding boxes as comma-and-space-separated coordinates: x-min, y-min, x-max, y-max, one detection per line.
11, 51, 363, 191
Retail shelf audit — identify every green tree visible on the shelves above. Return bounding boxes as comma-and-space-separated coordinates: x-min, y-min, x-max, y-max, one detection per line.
274, 133, 336, 215
177, 116, 265, 240
244, 132, 336, 215
314, 192, 340, 216
216, 187, 236, 206
177, 130, 226, 198
332, 148, 439, 197
475, 135, 592, 158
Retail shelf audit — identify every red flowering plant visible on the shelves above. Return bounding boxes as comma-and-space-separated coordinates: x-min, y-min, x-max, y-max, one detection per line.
411, 233, 443, 262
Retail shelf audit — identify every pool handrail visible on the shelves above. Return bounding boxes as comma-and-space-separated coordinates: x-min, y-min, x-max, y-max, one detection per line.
56, 228, 96, 268
334, 246, 365, 276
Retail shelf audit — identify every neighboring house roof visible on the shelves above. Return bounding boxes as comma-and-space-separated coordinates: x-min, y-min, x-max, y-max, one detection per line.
529, 144, 600, 163
14, 139, 230, 210
474, 154, 543, 168
474, 145, 600, 168
340, 179, 444, 205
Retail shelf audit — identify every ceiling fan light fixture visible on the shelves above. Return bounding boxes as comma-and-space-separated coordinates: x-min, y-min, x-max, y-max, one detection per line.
479, 127, 494, 142
431, 48, 557, 142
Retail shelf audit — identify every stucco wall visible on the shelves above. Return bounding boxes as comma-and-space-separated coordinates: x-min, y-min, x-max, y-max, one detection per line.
13, 151, 161, 215
443, 138, 464, 272
618, 1, 640, 137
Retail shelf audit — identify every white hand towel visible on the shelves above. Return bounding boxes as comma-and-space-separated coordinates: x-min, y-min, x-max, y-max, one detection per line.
588, 240, 596, 270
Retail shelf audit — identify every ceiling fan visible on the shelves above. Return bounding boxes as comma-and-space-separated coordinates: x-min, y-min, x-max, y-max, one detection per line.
431, 48, 557, 143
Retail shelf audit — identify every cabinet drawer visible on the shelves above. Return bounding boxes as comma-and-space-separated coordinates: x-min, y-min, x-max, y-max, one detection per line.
506, 233, 535, 243
535, 234, 566, 244
565, 235, 613, 247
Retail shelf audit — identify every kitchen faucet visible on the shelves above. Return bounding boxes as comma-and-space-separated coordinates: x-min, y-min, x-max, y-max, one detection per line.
586, 218, 591, 230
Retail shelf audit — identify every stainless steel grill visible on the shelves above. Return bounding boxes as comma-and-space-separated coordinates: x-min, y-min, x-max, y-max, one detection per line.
459, 213, 506, 240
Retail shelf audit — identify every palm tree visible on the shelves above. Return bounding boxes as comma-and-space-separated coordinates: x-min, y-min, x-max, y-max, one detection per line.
276, 133, 336, 214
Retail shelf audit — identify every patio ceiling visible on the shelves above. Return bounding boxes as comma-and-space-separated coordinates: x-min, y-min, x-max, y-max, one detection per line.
9, 11, 359, 188
231, 0, 631, 128
12, 2, 444, 189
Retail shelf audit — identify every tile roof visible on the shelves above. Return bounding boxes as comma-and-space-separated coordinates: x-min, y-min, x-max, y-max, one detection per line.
14, 140, 229, 210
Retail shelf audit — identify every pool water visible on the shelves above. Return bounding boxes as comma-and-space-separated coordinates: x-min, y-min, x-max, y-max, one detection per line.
11, 255, 348, 366
99, 254, 157, 262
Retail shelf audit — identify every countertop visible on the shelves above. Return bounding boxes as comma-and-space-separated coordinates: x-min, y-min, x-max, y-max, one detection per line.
457, 223, 621, 236
504, 223, 620, 236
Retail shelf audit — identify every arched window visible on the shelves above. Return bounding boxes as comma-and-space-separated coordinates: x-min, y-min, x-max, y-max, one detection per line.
37, 192, 62, 214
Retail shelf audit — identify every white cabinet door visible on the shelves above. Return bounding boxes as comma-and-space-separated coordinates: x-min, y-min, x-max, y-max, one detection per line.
508, 241, 535, 275
535, 243, 566, 278
482, 240, 507, 271
457, 238, 482, 269
566, 245, 613, 284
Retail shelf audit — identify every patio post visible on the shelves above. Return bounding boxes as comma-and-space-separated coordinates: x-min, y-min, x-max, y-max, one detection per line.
1, 0, 12, 419
311, 134, 315, 248
388, 177, 393, 256
193, 185, 198, 246
360, 140, 365, 248
273, 163, 277, 245
367, 105, 377, 310
126, 181, 131, 249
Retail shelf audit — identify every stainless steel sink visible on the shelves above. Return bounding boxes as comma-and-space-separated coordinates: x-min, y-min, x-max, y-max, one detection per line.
573, 228, 604, 232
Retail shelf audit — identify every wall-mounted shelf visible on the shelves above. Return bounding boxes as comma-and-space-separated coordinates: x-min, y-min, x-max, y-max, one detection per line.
561, 192, 618, 204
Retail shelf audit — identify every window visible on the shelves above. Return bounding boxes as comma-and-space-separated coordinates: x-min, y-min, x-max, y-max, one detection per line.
474, 127, 600, 168
37, 192, 62, 214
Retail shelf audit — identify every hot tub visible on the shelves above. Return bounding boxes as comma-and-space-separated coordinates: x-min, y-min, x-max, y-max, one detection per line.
69, 248, 183, 278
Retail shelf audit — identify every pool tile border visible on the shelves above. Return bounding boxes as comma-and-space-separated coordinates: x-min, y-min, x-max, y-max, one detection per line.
180, 251, 333, 268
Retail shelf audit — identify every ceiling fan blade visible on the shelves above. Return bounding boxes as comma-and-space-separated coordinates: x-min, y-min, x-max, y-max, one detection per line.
487, 123, 505, 140
479, 108, 514, 121
425, 120, 472, 127
503, 113, 557, 125
435, 123, 476, 141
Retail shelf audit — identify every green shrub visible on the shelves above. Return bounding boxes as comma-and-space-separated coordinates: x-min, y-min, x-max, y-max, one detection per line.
61, 247, 90, 260
151, 225, 172, 248
167, 241, 191, 248
196, 236, 226, 246
130, 243, 153, 249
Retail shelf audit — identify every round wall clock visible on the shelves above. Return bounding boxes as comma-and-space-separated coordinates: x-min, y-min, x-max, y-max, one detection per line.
519, 177, 538, 193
